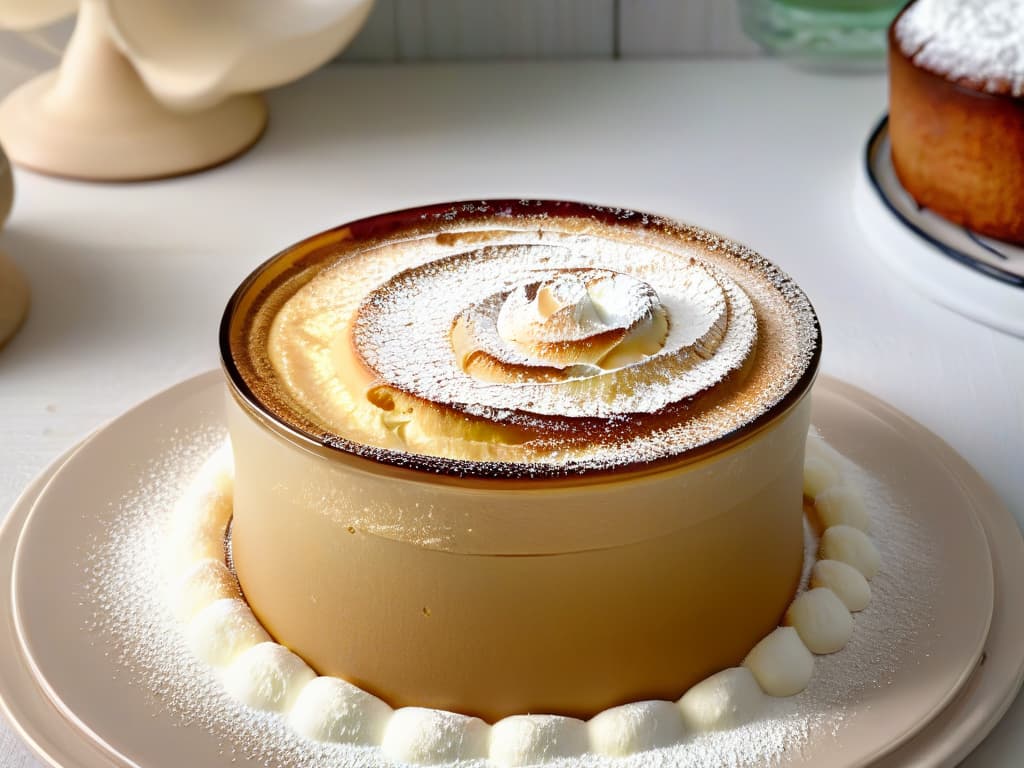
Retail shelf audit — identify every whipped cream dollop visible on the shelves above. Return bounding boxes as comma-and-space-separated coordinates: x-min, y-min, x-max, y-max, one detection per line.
493, 270, 668, 372
358, 243, 752, 420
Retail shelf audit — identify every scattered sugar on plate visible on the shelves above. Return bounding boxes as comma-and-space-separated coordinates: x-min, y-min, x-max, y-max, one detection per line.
83, 425, 936, 768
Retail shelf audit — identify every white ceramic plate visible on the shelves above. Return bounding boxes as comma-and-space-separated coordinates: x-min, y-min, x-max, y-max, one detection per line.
855, 116, 1024, 339
0, 371, 1021, 768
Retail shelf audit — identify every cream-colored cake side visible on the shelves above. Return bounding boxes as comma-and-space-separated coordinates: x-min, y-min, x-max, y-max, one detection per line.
167, 432, 880, 766
227, 390, 809, 721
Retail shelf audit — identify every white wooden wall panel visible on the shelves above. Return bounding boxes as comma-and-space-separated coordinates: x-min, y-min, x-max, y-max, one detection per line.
0, 1, 760, 69
618, 0, 709, 57
340, 0, 398, 61
618, 0, 759, 57
707, 0, 760, 55
394, 0, 615, 61
339, 0, 756, 61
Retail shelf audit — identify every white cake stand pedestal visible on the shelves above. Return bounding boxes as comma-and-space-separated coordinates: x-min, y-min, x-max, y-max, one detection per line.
0, 0, 267, 181
855, 117, 1024, 339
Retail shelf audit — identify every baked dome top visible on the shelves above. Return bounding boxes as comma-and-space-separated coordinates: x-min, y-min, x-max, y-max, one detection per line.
894, 0, 1024, 97
224, 201, 820, 478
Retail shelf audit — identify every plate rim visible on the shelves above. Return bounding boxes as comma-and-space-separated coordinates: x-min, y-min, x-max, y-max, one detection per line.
0, 370, 1020, 768
863, 115, 1024, 290
0, 440, 130, 768
834, 376, 1024, 767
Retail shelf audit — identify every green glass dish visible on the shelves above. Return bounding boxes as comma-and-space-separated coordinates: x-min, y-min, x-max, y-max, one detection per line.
738, 0, 906, 71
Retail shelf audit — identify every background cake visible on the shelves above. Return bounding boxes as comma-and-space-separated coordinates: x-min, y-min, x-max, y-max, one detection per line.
889, 0, 1024, 244
221, 200, 821, 721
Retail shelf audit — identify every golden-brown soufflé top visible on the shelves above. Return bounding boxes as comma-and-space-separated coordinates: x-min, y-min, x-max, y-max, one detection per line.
226, 201, 820, 477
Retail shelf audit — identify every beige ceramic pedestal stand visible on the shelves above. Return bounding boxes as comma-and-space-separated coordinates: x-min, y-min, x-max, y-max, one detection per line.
0, 0, 267, 181
0, 251, 27, 349
0, 150, 25, 348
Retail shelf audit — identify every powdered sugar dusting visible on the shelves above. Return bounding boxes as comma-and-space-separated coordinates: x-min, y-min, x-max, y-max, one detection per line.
84, 427, 393, 768
896, 0, 1024, 97
354, 242, 754, 418
256, 205, 820, 476
83, 427, 934, 768
800, 432, 935, 712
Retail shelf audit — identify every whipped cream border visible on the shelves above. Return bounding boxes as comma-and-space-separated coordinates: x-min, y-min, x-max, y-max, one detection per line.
168, 436, 879, 766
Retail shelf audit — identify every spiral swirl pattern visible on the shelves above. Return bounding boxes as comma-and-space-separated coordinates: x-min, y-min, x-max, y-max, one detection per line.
354, 244, 756, 419
254, 206, 819, 472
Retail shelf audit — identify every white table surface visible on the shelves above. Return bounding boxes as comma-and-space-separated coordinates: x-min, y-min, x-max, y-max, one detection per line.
0, 59, 1021, 767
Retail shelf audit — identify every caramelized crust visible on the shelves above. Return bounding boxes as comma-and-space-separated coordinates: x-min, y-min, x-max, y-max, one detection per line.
224, 202, 820, 478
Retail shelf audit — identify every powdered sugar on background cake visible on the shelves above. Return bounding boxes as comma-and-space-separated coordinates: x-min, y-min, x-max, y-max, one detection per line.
83, 427, 935, 768
896, 0, 1024, 97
